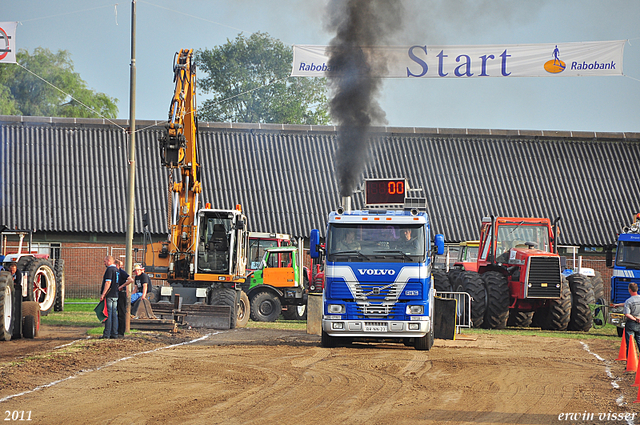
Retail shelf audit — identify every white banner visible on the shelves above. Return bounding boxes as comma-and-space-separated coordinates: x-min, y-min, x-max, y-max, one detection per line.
292, 40, 625, 78
0, 22, 17, 64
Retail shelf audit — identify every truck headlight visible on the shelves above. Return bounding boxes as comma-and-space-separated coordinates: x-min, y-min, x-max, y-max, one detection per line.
406, 305, 424, 315
328, 304, 345, 314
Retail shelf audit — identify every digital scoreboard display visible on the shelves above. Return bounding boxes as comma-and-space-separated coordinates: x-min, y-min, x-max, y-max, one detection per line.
365, 179, 406, 205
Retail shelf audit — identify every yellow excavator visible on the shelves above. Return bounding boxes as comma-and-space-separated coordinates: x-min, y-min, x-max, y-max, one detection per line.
143, 49, 249, 329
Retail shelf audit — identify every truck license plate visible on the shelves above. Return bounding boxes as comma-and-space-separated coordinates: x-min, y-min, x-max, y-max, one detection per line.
365, 325, 387, 332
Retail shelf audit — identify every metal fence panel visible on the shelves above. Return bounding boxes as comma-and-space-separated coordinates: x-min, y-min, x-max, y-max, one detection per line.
436, 291, 472, 333
59, 246, 109, 299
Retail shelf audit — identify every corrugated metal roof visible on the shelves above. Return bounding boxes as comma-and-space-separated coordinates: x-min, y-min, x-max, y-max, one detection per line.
1, 115, 639, 246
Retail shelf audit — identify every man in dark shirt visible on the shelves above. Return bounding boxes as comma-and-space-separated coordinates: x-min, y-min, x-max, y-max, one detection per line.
6, 262, 23, 336
115, 259, 133, 337
100, 256, 120, 339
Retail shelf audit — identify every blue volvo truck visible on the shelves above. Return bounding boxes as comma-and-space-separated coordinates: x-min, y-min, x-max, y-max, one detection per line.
608, 214, 640, 337
309, 179, 445, 350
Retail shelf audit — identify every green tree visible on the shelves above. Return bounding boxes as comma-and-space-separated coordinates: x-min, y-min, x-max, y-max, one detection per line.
195, 32, 329, 125
0, 48, 118, 118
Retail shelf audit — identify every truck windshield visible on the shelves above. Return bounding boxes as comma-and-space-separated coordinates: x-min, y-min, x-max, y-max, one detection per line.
495, 224, 550, 260
249, 239, 278, 270
616, 241, 640, 268
327, 223, 426, 263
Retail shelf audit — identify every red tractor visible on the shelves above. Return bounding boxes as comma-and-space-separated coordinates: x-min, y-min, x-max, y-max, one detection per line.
449, 216, 592, 331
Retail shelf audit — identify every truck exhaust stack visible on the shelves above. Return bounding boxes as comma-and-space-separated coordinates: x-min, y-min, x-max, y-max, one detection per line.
339, 196, 352, 214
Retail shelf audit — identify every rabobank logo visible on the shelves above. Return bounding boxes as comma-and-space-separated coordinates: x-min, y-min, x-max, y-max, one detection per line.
544, 45, 566, 74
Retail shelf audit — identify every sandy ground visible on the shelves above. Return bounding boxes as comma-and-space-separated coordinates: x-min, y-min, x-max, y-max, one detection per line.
0, 325, 638, 425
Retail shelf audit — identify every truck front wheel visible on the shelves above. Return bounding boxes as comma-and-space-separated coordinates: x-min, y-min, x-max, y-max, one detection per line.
250, 291, 282, 322
415, 326, 434, 351
321, 330, 338, 348
236, 291, 250, 327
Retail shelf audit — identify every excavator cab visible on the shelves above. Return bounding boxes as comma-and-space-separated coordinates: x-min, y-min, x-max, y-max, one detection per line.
195, 209, 248, 278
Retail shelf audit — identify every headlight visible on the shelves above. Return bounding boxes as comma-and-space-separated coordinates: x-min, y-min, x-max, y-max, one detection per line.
328, 304, 345, 314
406, 305, 424, 315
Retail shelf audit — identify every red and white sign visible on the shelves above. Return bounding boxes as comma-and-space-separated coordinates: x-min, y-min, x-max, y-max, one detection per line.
0, 22, 17, 64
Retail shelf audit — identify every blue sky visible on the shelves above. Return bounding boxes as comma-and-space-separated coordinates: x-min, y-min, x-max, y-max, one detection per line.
4, 0, 640, 132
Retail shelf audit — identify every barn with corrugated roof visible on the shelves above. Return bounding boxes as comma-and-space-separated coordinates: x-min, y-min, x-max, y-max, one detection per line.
2, 114, 638, 247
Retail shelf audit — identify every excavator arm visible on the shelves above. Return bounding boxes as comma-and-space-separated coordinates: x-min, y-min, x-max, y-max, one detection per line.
158, 49, 202, 279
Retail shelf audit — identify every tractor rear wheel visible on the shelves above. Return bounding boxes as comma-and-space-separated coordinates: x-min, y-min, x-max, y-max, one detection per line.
22, 258, 56, 316
0, 271, 15, 341
567, 274, 594, 332
209, 287, 239, 329
448, 269, 462, 290
589, 271, 605, 304
54, 259, 65, 312
250, 291, 282, 322
507, 310, 534, 327
455, 271, 486, 328
433, 270, 452, 292
21, 301, 40, 339
236, 291, 250, 327
482, 271, 510, 329
539, 277, 571, 331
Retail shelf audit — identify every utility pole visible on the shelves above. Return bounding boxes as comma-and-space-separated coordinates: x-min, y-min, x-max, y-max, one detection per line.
125, 0, 137, 333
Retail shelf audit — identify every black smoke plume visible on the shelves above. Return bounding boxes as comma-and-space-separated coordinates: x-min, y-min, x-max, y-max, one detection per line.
325, 0, 403, 197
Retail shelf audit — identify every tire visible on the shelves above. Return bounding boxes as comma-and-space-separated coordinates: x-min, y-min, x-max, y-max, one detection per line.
482, 271, 510, 329
236, 291, 250, 328
507, 310, 534, 327
321, 330, 338, 348
415, 326, 434, 351
567, 274, 594, 332
250, 291, 282, 322
209, 287, 239, 329
22, 301, 40, 338
448, 269, 462, 290
54, 259, 65, 312
539, 277, 571, 331
432, 270, 452, 292
589, 271, 605, 304
282, 304, 306, 320
22, 258, 56, 316
455, 271, 486, 328
0, 271, 15, 341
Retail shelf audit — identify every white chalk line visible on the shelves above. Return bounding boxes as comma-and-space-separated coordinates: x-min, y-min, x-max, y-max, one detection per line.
580, 341, 632, 410
0, 331, 222, 404
53, 336, 91, 350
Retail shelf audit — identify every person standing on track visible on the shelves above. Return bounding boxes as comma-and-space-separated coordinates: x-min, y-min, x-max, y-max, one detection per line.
100, 256, 120, 339
622, 282, 640, 352
115, 259, 133, 337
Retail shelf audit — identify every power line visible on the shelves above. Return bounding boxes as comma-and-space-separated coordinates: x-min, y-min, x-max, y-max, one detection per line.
15, 62, 127, 132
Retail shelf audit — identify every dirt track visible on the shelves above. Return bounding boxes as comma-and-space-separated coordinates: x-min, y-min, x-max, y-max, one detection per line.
1, 326, 638, 424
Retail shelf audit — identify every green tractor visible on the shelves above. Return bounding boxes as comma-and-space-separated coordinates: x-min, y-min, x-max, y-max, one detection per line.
243, 243, 310, 322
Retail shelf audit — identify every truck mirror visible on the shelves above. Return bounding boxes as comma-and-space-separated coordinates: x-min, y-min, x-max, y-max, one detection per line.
435, 234, 445, 256
310, 229, 320, 259
606, 248, 613, 268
